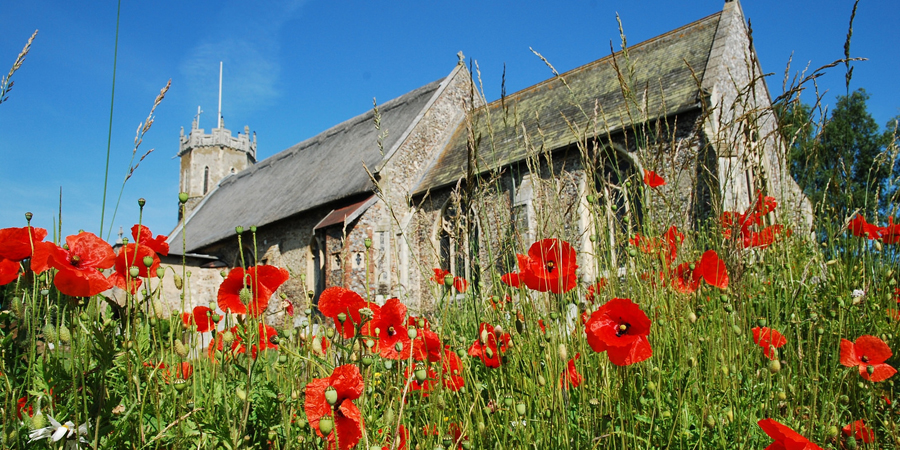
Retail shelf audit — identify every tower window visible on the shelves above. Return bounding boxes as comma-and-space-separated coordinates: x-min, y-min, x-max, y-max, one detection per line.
203, 166, 210, 194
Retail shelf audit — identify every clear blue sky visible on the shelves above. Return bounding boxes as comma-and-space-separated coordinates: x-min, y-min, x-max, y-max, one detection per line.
1, 0, 896, 242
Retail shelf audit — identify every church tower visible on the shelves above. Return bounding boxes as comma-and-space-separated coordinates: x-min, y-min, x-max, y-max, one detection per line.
177, 63, 256, 221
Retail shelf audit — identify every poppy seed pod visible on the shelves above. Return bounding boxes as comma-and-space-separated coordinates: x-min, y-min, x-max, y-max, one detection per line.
414, 364, 427, 382
516, 402, 527, 416
235, 387, 247, 401
318, 416, 334, 435
444, 274, 455, 287
408, 328, 418, 339
324, 387, 338, 405
178, 192, 189, 203
235, 226, 244, 235
129, 266, 140, 278
493, 325, 503, 336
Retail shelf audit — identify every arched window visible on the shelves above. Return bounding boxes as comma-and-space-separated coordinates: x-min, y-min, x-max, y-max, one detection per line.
203, 166, 210, 195
590, 145, 642, 268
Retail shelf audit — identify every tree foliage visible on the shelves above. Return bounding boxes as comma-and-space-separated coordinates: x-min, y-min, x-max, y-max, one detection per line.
779, 89, 897, 221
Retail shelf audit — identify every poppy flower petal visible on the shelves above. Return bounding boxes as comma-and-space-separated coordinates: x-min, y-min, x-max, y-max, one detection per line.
330, 364, 364, 401
334, 401, 363, 450
54, 266, 114, 297
643, 169, 666, 187
839, 338, 859, 367
0, 226, 48, 261
855, 335, 893, 364
695, 250, 728, 289
861, 363, 897, 382
500, 272, 521, 288
606, 337, 652, 366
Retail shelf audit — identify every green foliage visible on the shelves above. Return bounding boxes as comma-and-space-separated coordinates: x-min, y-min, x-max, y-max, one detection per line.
781, 89, 896, 220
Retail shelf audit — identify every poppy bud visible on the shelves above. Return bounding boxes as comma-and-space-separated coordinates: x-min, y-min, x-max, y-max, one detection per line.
31, 412, 46, 430
129, 266, 140, 278
178, 192, 189, 203
456, 348, 466, 359
222, 330, 234, 345
767, 359, 781, 374
687, 312, 697, 324
557, 343, 568, 361
848, 435, 858, 449
586, 194, 596, 204
417, 318, 425, 328
723, 304, 733, 313
239, 288, 252, 304
59, 325, 72, 344
394, 342, 403, 352
480, 328, 489, 344
485, 347, 494, 359
174, 339, 188, 358
538, 375, 546, 386
493, 325, 503, 336
324, 386, 338, 405
515, 402, 527, 416
318, 416, 334, 435
408, 328, 418, 339
550, 312, 559, 320
174, 274, 183, 290
867, 365, 876, 375
627, 248, 637, 257
311, 336, 324, 355
589, 234, 598, 242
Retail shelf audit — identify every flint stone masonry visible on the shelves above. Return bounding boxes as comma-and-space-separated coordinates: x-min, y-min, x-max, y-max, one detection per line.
165, 1, 812, 322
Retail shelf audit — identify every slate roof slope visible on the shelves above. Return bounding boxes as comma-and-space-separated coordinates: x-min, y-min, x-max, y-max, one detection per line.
414, 11, 721, 193
170, 78, 444, 254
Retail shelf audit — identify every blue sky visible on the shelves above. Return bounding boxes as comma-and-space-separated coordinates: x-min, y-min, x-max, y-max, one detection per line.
0, 0, 896, 242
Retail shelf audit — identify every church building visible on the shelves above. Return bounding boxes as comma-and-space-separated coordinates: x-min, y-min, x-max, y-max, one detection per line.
162, 1, 810, 319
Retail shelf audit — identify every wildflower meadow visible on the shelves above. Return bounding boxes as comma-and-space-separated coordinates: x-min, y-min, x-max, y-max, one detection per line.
2, 13, 900, 450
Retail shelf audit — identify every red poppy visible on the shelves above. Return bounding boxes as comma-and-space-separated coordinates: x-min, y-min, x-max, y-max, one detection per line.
585, 278, 608, 303
182, 305, 215, 333
0, 258, 20, 285
840, 335, 897, 382
217, 265, 290, 316
409, 319, 442, 363
109, 243, 160, 294
882, 217, 900, 244
643, 169, 666, 187
309, 335, 330, 357
722, 193, 790, 249
538, 319, 546, 334
318, 287, 381, 339
368, 298, 410, 360
431, 268, 451, 284
208, 323, 279, 360
0, 226, 48, 261
500, 272, 522, 288
757, 419, 823, 450
842, 420, 875, 443
585, 297, 652, 366
45, 232, 116, 297
16, 396, 33, 419
694, 250, 728, 289
848, 214, 881, 240
514, 238, 578, 294
146, 361, 193, 384
671, 262, 702, 294
560, 353, 582, 389
468, 322, 511, 368
752, 327, 787, 360
448, 422, 468, 449
441, 345, 465, 391
630, 226, 683, 267
130, 224, 169, 256
453, 276, 468, 293
304, 364, 365, 450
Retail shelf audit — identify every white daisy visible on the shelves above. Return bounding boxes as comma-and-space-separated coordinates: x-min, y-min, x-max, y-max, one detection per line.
28, 415, 89, 449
